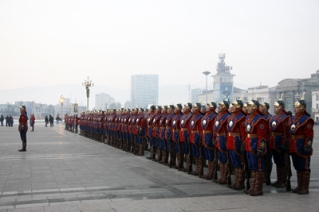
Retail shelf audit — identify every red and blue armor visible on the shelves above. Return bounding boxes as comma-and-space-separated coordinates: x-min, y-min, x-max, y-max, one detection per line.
245, 112, 267, 172
201, 110, 217, 161
214, 111, 229, 164
227, 111, 246, 168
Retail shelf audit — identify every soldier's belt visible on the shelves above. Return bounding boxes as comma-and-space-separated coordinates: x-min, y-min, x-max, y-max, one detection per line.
291, 135, 305, 139
148, 125, 152, 127
247, 134, 258, 138
216, 132, 226, 136
173, 129, 180, 132
166, 127, 171, 129
160, 127, 166, 129
181, 128, 188, 131
203, 130, 212, 134
271, 132, 283, 136
228, 132, 240, 137
191, 130, 199, 133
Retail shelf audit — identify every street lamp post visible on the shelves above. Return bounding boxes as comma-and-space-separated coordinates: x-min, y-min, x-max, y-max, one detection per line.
82, 76, 94, 111
202, 71, 211, 104
59, 95, 65, 122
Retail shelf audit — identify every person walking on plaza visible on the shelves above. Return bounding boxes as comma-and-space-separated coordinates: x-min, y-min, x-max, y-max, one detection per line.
289, 93, 313, 194
9, 115, 14, 127
30, 113, 35, 132
49, 115, 54, 127
45, 115, 49, 127
18, 105, 28, 152
0, 114, 4, 126
5, 115, 9, 127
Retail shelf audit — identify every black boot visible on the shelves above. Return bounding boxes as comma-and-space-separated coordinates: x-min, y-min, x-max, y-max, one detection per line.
19, 142, 26, 152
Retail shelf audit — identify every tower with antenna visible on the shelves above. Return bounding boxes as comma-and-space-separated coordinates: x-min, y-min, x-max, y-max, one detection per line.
211, 53, 235, 102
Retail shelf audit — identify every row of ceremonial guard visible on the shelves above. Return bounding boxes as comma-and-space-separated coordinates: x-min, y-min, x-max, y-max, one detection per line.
65, 95, 313, 196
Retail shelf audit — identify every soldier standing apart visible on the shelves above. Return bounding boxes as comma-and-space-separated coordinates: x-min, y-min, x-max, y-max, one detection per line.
214, 101, 230, 184
18, 105, 28, 152
227, 99, 246, 189
201, 102, 217, 180
269, 98, 289, 188
289, 94, 313, 194
244, 99, 267, 196
179, 103, 193, 173
189, 103, 204, 177
30, 114, 35, 132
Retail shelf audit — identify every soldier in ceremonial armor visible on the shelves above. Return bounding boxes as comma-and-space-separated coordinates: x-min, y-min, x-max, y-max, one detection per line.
259, 102, 273, 185
244, 99, 267, 196
132, 108, 139, 154
289, 94, 313, 194
159, 106, 169, 164
214, 101, 230, 184
179, 103, 193, 173
18, 105, 28, 152
201, 102, 217, 180
165, 105, 176, 167
136, 108, 146, 156
269, 98, 289, 188
189, 103, 204, 177
122, 109, 130, 150
172, 104, 184, 170
227, 99, 246, 189
146, 105, 156, 160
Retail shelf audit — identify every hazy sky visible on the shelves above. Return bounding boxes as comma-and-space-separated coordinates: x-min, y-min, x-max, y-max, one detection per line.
1, 0, 319, 92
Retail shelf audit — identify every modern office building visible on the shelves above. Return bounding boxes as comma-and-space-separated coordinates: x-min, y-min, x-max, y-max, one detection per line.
131, 74, 159, 108
95, 93, 115, 110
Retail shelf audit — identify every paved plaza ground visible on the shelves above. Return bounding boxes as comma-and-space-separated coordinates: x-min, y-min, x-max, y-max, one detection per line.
0, 123, 318, 211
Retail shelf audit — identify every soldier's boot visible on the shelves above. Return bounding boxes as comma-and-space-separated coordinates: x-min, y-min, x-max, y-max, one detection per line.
155, 149, 162, 162
271, 166, 281, 187
265, 164, 272, 185
204, 161, 213, 180
175, 153, 180, 169
250, 172, 264, 196
229, 168, 238, 188
244, 171, 256, 194
218, 163, 228, 184
178, 153, 185, 170
298, 171, 310, 194
146, 146, 155, 160
159, 150, 165, 164
31, 126, 34, 131
216, 163, 224, 183
198, 158, 204, 178
292, 172, 303, 193
101, 135, 104, 143
191, 158, 200, 176
276, 167, 287, 188
234, 168, 245, 190
183, 155, 191, 172
164, 150, 169, 165
169, 151, 176, 168
137, 143, 144, 156
18, 142, 25, 152
133, 141, 138, 155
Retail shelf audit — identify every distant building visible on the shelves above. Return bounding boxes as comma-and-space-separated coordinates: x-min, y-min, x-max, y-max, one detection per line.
312, 90, 319, 122
95, 93, 115, 110
131, 74, 158, 108
276, 70, 319, 113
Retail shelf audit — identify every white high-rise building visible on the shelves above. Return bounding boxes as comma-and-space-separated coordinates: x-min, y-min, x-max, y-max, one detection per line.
131, 74, 158, 108
95, 93, 114, 110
